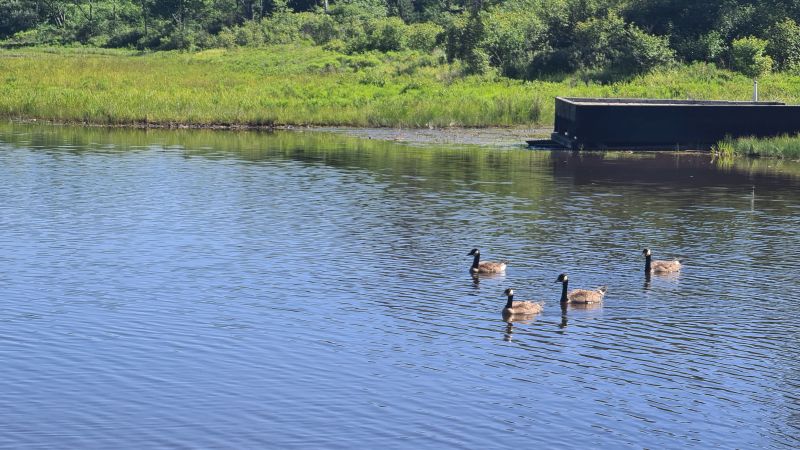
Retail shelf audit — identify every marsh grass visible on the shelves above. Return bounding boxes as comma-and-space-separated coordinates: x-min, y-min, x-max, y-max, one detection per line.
3, 46, 800, 128
714, 138, 735, 155
719, 134, 800, 159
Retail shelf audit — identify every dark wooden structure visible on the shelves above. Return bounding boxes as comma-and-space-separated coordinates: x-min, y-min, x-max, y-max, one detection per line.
540, 97, 800, 150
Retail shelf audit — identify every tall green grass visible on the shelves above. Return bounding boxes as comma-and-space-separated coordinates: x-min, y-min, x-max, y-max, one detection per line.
3, 46, 800, 128
717, 135, 800, 159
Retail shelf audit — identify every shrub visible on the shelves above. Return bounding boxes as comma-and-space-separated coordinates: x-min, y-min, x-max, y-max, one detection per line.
342, 22, 369, 53
406, 22, 442, 52
619, 26, 674, 74
159, 29, 199, 51
4, 25, 66, 47
731, 36, 773, 79
216, 27, 237, 48
570, 13, 673, 78
480, 10, 546, 78
297, 12, 339, 45
193, 30, 217, 49
358, 66, 391, 86
235, 20, 264, 46
365, 17, 407, 52
678, 31, 726, 63
465, 48, 492, 75
262, 11, 304, 44
323, 38, 347, 53
105, 27, 145, 49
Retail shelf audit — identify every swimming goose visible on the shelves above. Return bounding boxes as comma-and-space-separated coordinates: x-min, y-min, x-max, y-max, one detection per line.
467, 248, 507, 274
643, 248, 682, 273
502, 288, 544, 316
556, 273, 606, 304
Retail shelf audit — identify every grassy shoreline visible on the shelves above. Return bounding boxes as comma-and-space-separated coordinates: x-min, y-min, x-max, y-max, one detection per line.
716, 135, 800, 159
5, 118, 552, 148
1, 46, 551, 128
4, 46, 800, 137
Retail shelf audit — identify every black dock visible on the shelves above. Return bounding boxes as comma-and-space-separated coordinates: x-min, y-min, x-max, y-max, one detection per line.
540, 97, 800, 150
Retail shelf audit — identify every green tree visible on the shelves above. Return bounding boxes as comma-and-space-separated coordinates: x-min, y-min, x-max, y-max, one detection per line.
147, 0, 210, 31
731, 36, 773, 79
679, 31, 725, 63
0, 0, 45, 38
570, 12, 673, 78
620, 24, 674, 74
480, 9, 545, 77
444, 5, 487, 74
767, 18, 800, 71
366, 16, 407, 51
406, 22, 442, 52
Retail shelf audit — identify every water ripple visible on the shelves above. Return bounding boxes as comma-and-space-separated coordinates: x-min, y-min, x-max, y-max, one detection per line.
0, 125, 798, 449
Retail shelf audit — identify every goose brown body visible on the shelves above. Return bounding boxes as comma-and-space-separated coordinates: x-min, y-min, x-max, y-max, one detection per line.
556, 274, 606, 304
467, 248, 507, 274
565, 288, 607, 304
475, 261, 507, 274
643, 248, 682, 273
502, 289, 544, 315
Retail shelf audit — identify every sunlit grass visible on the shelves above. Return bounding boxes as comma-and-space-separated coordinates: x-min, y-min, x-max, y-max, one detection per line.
717, 134, 800, 159
3, 46, 800, 128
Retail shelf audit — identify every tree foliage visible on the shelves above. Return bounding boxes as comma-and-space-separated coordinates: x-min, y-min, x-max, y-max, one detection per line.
3, 0, 800, 80
731, 36, 773, 79
767, 19, 800, 71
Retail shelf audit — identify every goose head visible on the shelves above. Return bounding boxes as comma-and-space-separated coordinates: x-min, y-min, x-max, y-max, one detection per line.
503, 288, 514, 297
467, 248, 480, 256
555, 273, 568, 283
643, 248, 652, 257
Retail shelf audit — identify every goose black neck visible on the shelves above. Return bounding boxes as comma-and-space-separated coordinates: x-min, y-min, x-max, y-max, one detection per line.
560, 281, 569, 303
644, 254, 652, 272
471, 253, 480, 269
505, 295, 514, 309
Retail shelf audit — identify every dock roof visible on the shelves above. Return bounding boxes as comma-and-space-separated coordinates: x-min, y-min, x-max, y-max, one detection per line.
558, 97, 786, 106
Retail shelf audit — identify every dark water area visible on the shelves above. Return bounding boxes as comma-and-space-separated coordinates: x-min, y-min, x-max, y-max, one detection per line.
1, 123, 798, 449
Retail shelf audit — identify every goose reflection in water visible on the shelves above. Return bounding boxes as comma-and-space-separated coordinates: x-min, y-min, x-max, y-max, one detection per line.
558, 302, 603, 330
503, 322, 515, 342
644, 270, 681, 291
469, 271, 506, 289
502, 315, 537, 342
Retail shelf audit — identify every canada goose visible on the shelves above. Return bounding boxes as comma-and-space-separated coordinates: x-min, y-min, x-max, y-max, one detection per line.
555, 273, 606, 304
643, 248, 682, 273
502, 288, 544, 315
467, 248, 507, 274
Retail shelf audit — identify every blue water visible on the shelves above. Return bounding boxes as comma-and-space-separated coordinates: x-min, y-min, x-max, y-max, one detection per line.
1, 124, 798, 449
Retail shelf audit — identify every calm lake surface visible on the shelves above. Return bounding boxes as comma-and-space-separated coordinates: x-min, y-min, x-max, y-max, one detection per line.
1, 123, 799, 449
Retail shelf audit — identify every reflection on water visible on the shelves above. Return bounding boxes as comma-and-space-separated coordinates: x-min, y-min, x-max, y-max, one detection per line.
558, 302, 604, 330
502, 311, 540, 326
1, 123, 799, 449
469, 272, 506, 285
644, 270, 682, 291
502, 317, 539, 342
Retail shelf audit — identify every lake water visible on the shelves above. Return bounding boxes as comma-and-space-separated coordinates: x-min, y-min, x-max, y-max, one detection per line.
1, 124, 799, 449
